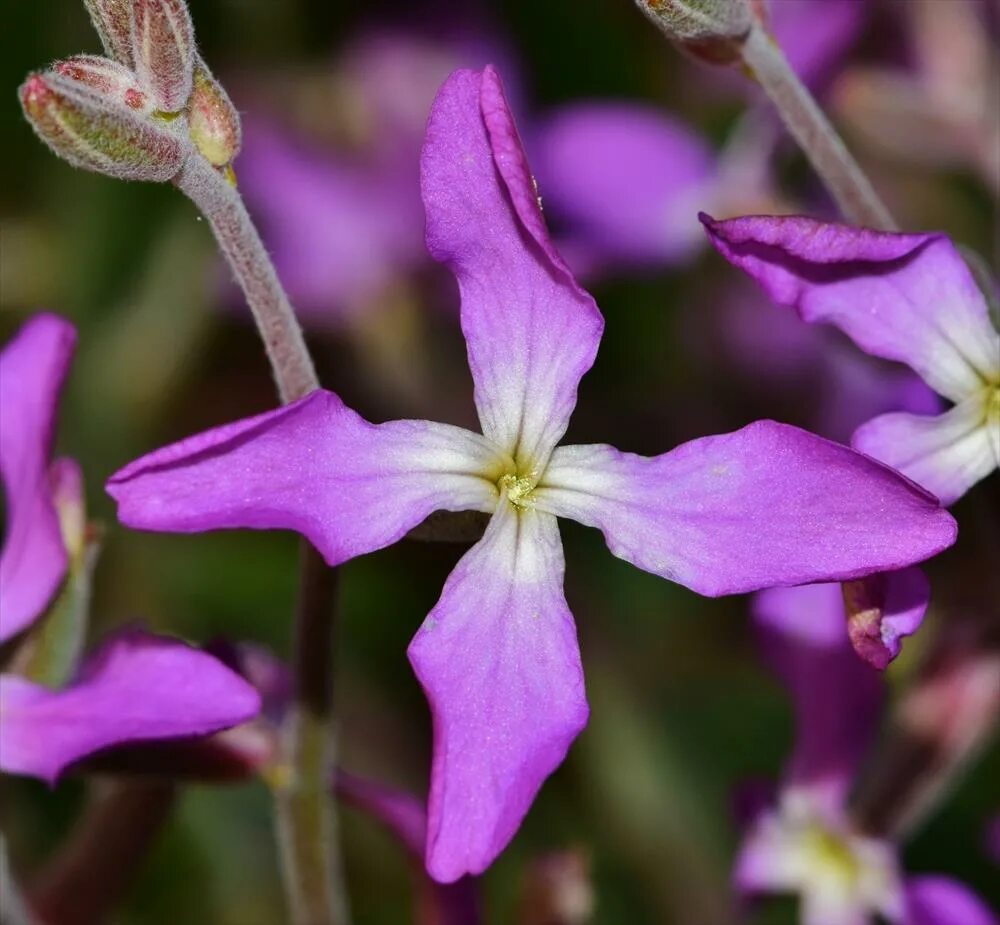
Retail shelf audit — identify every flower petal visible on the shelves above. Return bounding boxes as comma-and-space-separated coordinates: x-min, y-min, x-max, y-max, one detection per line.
852, 399, 998, 506
904, 875, 998, 925
843, 568, 930, 670
536, 421, 956, 597
753, 584, 883, 806
701, 214, 999, 403
421, 67, 603, 468
107, 390, 499, 565
0, 628, 260, 783
530, 104, 715, 268
0, 314, 76, 643
408, 502, 588, 882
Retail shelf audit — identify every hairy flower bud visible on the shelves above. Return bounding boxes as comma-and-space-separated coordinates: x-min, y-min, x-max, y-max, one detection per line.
634, 0, 754, 64
83, 0, 134, 66
54, 54, 152, 114
19, 71, 185, 182
131, 0, 196, 112
188, 60, 241, 167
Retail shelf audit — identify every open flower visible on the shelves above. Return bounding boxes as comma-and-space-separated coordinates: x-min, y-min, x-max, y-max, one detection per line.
0, 314, 78, 643
702, 215, 1000, 506
737, 584, 997, 925
107, 67, 956, 880
0, 627, 260, 784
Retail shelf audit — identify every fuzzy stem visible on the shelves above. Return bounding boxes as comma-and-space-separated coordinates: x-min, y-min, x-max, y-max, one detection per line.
173, 152, 318, 402
739, 23, 897, 231
175, 151, 349, 925
275, 542, 350, 925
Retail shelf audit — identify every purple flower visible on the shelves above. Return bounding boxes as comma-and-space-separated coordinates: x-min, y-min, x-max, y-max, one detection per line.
238, 30, 509, 323
0, 314, 78, 643
107, 67, 956, 881
0, 628, 260, 784
702, 215, 1000, 506
737, 584, 997, 925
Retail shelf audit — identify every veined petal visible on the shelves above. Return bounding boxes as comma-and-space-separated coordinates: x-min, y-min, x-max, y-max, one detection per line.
852, 399, 998, 506
408, 502, 588, 882
904, 875, 998, 925
107, 390, 499, 565
0, 629, 260, 784
531, 103, 715, 268
0, 314, 76, 643
753, 584, 883, 807
701, 214, 999, 404
421, 67, 603, 469
535, 421, 956, 597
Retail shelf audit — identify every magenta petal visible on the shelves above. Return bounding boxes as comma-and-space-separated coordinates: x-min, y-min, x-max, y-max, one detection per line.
530, 104, 715, 267
107, 391, 499, 565
536, 421, 956, 597
853, 401, 998, 505
421, 67, 603, 466
0, 629, 260, 783
0, 313, 76, 643
701, 214, 999, 404
844, 567, 930, 670
904, 875, 998, 925
408, 504, 588, 882
753, 583, 883, 806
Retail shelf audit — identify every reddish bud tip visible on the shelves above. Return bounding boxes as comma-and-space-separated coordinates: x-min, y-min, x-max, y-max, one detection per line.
83, 0, 135, 65
131, 0, 196, 112
53, 55, 151, 114
188, 60, 241, 167
18, 70, 185, 182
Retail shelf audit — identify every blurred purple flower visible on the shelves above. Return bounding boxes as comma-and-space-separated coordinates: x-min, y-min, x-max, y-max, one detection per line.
107, 67, 956, 881
0, 628, 260, 784
0, 313, 78, 643
737, 584, 997, 925
702, 215, 1000, 506
238, 30, 509, 323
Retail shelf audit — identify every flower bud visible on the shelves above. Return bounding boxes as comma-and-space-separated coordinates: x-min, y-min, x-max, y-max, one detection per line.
188, 60, 241, 167
19, 70, 185, 182
633, 0, 754, 64
54, 54, 152, 114
83, 0, 134, 66
131, 0, 196, 112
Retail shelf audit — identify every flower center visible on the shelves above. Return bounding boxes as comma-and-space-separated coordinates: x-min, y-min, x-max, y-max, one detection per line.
497, 471, 538, 510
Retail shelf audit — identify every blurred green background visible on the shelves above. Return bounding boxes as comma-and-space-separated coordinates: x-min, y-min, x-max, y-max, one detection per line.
2, 1, 997, 923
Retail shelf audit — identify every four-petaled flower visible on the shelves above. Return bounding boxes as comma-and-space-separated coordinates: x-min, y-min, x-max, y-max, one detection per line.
107, 67, 956, 880
737, 583, 997, 925
702, 214, 1000, 506
1, 313, 79, 643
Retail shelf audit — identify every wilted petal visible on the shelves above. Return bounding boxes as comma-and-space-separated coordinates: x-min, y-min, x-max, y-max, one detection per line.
904, 875, 998, 925
536, 421, 956, 597
843, 568, 930, 670
530, 104, 715, 268
107, 390, 499, 565
0, 629, 260, 783
408, 503, 588, 882
753, 584, 883, 806
701, 215, 999, 404
422, 67, 603, 468
852, 399, 998, 506
0, 314, 76, 643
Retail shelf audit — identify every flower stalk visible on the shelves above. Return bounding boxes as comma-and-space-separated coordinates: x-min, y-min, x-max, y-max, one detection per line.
738, 21, 896, 231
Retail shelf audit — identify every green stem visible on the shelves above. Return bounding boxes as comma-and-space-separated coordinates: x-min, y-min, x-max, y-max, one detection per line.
175, 151, 349, 925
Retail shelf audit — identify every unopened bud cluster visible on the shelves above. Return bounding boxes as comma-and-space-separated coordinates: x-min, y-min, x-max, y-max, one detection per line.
20, 0, 240, 183
634, 0, 757, 64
